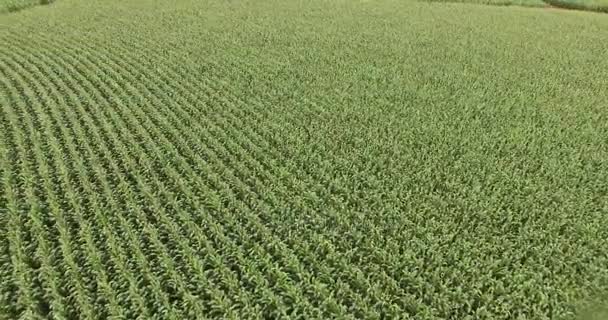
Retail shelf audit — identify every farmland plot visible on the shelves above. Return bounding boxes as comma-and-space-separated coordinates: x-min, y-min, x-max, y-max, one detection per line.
1, 0, 608, 319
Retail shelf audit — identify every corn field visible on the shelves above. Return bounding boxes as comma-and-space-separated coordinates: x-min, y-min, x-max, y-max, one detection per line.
1, 0, 608, 319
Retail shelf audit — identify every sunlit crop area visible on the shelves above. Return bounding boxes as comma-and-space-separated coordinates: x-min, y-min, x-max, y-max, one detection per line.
1, 0, 607, 319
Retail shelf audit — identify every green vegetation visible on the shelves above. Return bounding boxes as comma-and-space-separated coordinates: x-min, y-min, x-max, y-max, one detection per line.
423, 0, 608, 11
1, 0, 608, 318
0, 0, 53, 14
544, 0, 608, 12
424, 0, 546, 7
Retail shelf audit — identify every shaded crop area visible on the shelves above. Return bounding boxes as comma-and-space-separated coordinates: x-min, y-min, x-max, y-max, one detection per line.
1, 0, 608, 319
422, 0, 546, 8
544, 0, 608, 12
423, 0, 608, 12
0, 0, 54, 14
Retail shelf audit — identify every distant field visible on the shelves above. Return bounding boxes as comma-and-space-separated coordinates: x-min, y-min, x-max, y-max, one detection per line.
0, 0, 52, 13
423, 0, 608, 11
1, 0, 608, 319
544, 0, 608, 12
423, 0, 546, 7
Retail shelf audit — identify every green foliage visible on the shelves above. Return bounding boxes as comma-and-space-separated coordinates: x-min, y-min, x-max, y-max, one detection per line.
423, 0, 608, 12
1, 0, 608, 319
544, 0, 608, 12
0, 0, 53, 14
423, 0, 546, 7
